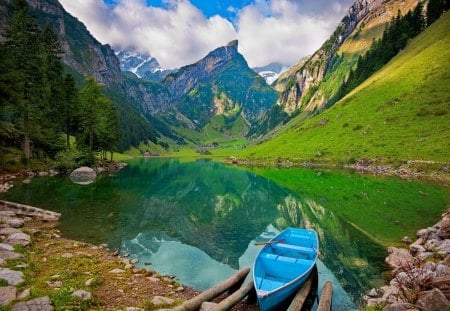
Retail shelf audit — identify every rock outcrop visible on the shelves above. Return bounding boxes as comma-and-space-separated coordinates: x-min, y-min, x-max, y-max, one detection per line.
364, 208, 450, 310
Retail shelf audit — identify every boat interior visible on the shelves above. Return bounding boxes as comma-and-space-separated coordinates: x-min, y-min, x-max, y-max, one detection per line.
255, 231, 317, 292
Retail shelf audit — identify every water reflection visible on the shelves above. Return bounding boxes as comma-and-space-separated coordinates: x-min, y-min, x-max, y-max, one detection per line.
2, 158, 392, 309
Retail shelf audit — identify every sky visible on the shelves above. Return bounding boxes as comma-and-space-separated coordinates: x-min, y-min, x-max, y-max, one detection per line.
59, 0, 354, 69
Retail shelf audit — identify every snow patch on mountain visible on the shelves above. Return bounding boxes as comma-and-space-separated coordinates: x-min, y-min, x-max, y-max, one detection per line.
252, 63, 288, 85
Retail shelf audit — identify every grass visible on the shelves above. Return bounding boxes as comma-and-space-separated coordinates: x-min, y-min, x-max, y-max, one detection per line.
243, 11, 450, 164
249, 167, 450, 246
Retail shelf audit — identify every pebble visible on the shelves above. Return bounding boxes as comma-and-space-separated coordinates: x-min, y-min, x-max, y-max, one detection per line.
109, 268, 125, 274
61, 253, 74, 258
130, 259, 138, 264
147, 277, 160, 283
72, 289, 92, 301
85, 278, 95, 286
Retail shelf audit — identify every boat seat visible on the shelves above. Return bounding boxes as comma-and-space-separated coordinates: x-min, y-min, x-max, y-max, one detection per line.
260, 253, 313, 265
289, 232, 312, 239
258, 276, 288, 291
271, 243, 316, 257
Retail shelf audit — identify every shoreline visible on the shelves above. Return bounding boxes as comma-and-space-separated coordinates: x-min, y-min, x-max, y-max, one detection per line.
363, 208, 450, 310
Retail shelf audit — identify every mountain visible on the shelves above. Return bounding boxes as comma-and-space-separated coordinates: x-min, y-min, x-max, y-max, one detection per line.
0, 0, 159, 151
277, 0, 419, 113
243, 10, 450, 164
128, 40, 279, 144
252, 63, 286, 85
251, 0, 419, 137
115, 49, 176, 82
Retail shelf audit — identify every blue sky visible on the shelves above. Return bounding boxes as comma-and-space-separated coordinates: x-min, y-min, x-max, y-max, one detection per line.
60, 0, 353, 68
104, 0, 256, 21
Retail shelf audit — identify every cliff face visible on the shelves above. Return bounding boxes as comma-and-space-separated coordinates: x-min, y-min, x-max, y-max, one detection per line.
276, 0, 385, 113
0, 0, 123, 85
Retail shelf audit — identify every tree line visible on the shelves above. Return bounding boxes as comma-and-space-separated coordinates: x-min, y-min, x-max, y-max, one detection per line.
336, 0, 449, 102
0, 0, 120, 167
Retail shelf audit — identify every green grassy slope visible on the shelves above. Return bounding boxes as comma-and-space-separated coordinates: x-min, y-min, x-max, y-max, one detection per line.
243, 12, 450, 163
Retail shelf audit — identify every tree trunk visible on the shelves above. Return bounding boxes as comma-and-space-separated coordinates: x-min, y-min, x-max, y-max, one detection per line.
23, 106, 31, 160
66, 121, 70, 149
173, 268, 250, 311
110, 151, 113, 161
89, 126, 93, 150
317, 281, 333, 311
211, 281, 254, 311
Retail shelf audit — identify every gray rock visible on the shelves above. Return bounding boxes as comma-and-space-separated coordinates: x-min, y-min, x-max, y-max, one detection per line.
0, 243, 14, 251
367, 297, 384, 307
84, 278, 95, 286
386, 247, 414, 272
401, 236, 412, 244
18, 288, 30, 299
435, 263, 450, 277
415, 288, 449, 311
409, 243, 425, 253
6, 233, 31, 247
436, 240, 450, 255
61, 253, 73, 258
152, 296, 174, 306
72, 290, 91, 301
0, 228, 21, 235
441, 254, 450, 267
416, 229, 428, 239
382, 302, 419, 311
0, 286, 17, 306
2, 218, 24, 228
0, 250, 23, 260
69, 167, 97, 185
12, 296, 54, 311
147, 277, 160, 283
424, 238, 443, 251
109, 268, 125, 274
437, 217, 450, 239
417, 251, 435, 262
0, 268, 24, 285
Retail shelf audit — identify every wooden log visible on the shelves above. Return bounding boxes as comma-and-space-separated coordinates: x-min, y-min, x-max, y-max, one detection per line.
286, 272, 314, 311
317, 281, 333, 311
173, 268, 251, 311
211, 281, 254, 311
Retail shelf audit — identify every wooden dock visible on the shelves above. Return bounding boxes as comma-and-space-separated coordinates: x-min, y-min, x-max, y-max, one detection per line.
173, 264, 333, 311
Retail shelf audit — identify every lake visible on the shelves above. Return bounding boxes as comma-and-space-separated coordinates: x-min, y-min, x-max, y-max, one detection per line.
2, 158, 449, 310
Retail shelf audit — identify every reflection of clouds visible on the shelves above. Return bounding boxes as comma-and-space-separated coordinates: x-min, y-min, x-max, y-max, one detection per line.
121, 232, 235, 290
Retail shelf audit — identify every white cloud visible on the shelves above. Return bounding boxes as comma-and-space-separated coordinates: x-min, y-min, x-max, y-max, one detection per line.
59, 0, 353, 69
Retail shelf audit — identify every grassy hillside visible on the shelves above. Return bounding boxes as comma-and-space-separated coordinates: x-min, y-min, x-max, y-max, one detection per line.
243, 12, 450, 164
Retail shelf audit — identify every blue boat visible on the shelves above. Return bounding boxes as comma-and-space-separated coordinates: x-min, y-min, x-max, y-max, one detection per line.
253, 227, 319, 311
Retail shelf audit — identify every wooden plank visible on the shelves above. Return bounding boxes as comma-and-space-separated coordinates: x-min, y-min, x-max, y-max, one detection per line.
173, 268, 250, 311
317, 281, 333, 311
286, 272, 314, 311
211, 281, 254, 311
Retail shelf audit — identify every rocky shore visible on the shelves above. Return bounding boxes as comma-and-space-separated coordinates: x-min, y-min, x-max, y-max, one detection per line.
364, 208, 450, 310
226, 157, 450, 183
0, 200, 199, 310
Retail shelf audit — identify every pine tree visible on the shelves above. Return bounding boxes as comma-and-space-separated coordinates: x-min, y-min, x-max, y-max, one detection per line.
62, 74, 79, 149
4, 0, 41, 160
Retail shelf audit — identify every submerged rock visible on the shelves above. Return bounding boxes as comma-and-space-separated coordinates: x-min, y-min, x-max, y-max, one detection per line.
69, 167, 97, 185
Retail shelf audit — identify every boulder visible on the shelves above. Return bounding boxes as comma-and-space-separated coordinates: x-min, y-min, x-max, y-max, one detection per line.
437, 218, 450, 239
0, 286, 17, 306
386, 247, 414, 272
69, 167, 97, 185
6, 233, 31, 247
72, 290, 91, 301
12, 296, 54, 311
424, 238, 443, 251
0, 268, 23, 286
436, 240, 450, 256
401, 236, 412, 244
409, 243, 425, 254
415, 288, 449, 311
